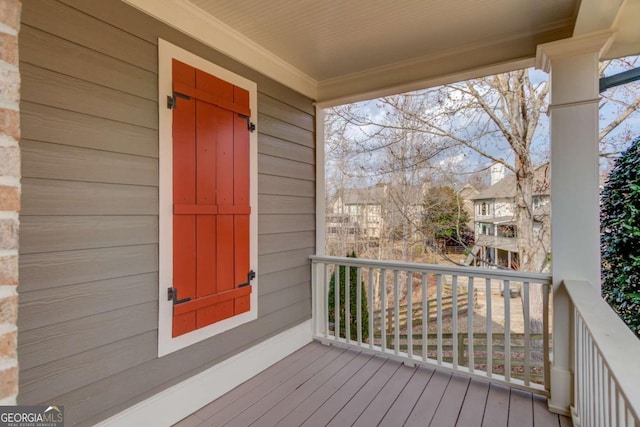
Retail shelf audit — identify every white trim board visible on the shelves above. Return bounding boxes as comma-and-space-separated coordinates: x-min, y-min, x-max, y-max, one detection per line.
96, 320, 313, 427
157, 38, 259, 356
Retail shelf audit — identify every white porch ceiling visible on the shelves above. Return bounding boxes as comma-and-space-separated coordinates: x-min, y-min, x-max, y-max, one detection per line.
127, 0, 640, 103
188, 0, 578, 82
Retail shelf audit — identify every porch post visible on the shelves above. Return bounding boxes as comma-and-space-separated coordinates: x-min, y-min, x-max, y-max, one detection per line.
536, 31, 613, 414
314, 106, 327, 336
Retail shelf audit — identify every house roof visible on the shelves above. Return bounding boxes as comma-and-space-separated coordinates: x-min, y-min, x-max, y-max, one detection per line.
128, 0, 640, 104
471, 165, 550, 201
339, 187, 386, 205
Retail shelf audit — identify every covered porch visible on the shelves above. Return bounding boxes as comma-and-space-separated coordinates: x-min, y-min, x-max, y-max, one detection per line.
2, 0, 640, 426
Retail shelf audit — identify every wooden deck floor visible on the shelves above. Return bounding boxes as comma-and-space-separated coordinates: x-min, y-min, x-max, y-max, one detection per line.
174, 341, 572, 427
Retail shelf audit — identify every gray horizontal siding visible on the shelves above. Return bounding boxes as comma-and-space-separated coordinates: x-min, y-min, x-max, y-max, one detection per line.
19, 301, 158, 371
52, 301, 312, 426
22, 0, 156, 71
18, 0, 315, 425
21, 140, 158, 186
18, 273, 157, 331
21, 63, 157, 129
20, 244, 158, 292
22, 178, 158, 216
259, 134, 314, 165
259, 265, 312, 296
20, 216, 158, 254
20, 25, 157, 100
259, 174, 315, 197
259, 214, 315, 234
258, 248, 316, 276
21, 102, 158, 157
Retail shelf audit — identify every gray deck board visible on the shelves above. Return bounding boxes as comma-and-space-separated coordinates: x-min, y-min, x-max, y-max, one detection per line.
275, 351, 374, 426
179, 341, 571, 427
483, 384, 512, 427
352, 363, 415, 427
325, 358, 401, 427
379, 365, 434, 427
223, 347, 347, 426
456, 379, 491, 427
430, 374, 472, 427
404, 368, 451, 426
509, 388, 534, 427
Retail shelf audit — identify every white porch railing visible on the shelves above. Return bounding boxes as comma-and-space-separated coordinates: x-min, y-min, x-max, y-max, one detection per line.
564, 280, 640, 427
310, 255, 552, 394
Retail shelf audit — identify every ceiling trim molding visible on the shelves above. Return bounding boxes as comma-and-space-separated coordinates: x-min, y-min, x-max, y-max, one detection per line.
316, 22, 573, 106
536, 30, 615, 72
316, 57, 535, 108
122, 0, 318, 99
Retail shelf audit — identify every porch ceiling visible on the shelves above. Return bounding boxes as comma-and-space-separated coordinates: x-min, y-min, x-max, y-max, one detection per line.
189, 0, 578, 82
128, 0, 640, 104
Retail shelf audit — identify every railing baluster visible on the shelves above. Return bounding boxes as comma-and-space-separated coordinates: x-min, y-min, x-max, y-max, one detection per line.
368, 268, 374, 349
452, 275, 459, 369
575, 310, 582, 423
523, 281, 530, 386
486, 277, 492, 378
422, 272, 428, 362
380, 268, 387, 351
437, 274, 443, 365
407, 271, 413, 359
335, 264, 340, 341
324, 263, 329, 339
394, 270, 400, 356
543, 282, 550, 390
345, 266, 351, 343
357, 266, 362, 346
467, 276, 474, 373
503, 279, 511, 382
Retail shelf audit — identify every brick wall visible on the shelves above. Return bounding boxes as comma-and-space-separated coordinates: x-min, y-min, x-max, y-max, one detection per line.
0, 0, 21, 406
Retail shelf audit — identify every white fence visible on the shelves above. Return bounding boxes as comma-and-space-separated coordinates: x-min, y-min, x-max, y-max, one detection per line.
564, 280, 640, 427
310, 255, 552, 393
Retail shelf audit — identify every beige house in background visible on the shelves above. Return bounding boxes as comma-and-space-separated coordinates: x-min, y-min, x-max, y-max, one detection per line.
470, 164, 551, 269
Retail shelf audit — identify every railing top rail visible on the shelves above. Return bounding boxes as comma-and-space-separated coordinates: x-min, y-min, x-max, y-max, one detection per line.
310, 255, 552, 283
563, 279, 640, 420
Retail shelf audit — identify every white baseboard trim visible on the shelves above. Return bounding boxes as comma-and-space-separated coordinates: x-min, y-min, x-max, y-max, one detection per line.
96, 320, 313, 427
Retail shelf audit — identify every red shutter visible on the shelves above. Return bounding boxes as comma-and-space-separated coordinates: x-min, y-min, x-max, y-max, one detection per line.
171, 59, 252, 338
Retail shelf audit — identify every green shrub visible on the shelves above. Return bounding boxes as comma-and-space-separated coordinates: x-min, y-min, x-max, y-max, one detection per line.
601, 136, 640, 338
328, 252, 369, 341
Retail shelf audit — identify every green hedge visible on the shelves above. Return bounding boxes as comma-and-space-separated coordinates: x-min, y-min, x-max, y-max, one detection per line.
601, 135, 640, 338
328, 252, 369, 341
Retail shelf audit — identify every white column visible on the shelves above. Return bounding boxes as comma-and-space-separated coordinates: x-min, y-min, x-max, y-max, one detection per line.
314, 106, 327, 336
536, 31, 613, 415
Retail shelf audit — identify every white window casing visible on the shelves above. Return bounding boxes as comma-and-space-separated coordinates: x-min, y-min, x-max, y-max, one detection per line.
157, 39, 258, 357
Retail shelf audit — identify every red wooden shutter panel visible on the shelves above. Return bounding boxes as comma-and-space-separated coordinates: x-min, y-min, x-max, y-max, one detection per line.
171, 59, 252, 338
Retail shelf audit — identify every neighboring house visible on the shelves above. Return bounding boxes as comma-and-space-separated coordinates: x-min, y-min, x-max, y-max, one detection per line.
330, 187, 386, 240
0, 0, 636, 425
328, 184, 426, 251
470, 163, 550, 269
457, 183, 480, 231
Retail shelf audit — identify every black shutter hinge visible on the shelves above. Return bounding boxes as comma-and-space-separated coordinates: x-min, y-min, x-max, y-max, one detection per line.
167, 92, 191, 109
168, 287, 191, 305
238, 114, 256, 132
238, 270, 256, 288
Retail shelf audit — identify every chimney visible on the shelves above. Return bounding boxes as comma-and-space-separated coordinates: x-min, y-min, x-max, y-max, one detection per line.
490, 163, 505, 186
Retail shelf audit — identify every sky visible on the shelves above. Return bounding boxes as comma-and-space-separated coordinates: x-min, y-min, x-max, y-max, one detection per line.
326, 56, 640, 189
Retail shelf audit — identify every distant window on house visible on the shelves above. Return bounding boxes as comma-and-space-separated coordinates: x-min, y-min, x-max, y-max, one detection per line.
498, 225, 516, 238
481, 202, 489, 215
